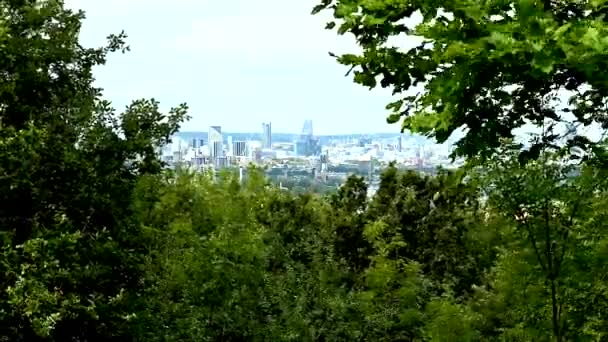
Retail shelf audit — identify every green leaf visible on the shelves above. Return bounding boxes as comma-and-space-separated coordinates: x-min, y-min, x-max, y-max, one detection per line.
387, 113, 402, 124
311, 4, 326, 15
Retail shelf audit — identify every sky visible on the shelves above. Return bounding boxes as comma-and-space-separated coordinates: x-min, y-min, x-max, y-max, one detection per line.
65, 0, 402, 135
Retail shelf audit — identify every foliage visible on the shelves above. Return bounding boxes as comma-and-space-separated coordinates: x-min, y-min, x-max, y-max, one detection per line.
126, 165, 484, 340
313, 0, 608, 160
268, 174, 341, 195
3, 0, 608, 341
126, 157, 608, 341
0, 0, 187, 340
472, 148, 608, 340
366, 163, 486, 297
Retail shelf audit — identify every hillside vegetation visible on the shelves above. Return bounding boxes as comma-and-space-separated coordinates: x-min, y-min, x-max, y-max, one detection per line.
1, 0, 608, 341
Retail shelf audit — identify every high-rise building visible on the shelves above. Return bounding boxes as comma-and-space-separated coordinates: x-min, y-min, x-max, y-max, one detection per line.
262, 122, 272, 149
192, 138, 198, 148
301, 120, 313, 137
295, 119, 319, 157
227, 136, 233, 155
214, 156, 228, 168
208, 126, 222, 157
233, 141, 247, 157
212, 141, 223, 159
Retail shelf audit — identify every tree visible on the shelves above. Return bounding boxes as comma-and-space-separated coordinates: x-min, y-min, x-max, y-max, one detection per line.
313, 0, 608, 160
312, 2, 608, 336
0, 1, 187, 339
330, 175, 371, 271
477, 147, 608, 340
366, 164, 485, 297
132, 169, 270, 341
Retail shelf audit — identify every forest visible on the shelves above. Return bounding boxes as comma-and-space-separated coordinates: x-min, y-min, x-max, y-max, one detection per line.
2, 0, 608, 341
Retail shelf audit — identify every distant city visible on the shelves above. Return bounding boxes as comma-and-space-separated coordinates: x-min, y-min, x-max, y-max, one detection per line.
159, 120, 464, 194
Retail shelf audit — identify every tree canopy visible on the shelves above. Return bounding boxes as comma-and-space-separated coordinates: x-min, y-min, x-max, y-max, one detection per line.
313, 0, 608, 160
0, 0, 187, 339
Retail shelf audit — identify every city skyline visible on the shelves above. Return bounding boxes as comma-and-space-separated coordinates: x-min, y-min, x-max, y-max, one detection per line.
176, 117, 420, 137
162, 120, 459, 175
178, 128, 411, 136
175, 124, 428, 139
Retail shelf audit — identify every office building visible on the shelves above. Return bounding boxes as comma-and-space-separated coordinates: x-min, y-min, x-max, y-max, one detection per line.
233, 141, 247, 157
212, 141, 223, 159
227, 135, 233, 155
215, 156, 228, 168
262, 122, 272, 149
208, 126, 222, 157
295, 119, 320, 157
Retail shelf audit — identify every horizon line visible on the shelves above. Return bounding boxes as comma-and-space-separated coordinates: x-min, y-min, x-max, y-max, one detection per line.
177, 130, 415, 136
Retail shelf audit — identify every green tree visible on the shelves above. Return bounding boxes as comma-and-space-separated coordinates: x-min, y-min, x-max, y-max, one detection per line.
313, 0, 608, 159
133, 169, 269, 341
0, 1, 187, 339
367, 164, 486, 297
474, 148, 608, 340
330, 175, 371, 271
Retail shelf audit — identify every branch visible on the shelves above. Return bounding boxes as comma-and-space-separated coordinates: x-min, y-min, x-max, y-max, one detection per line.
544, 199, 554, 279
524, 220, 547, 273
344, 65, 355, 77
555, 197, 580, 277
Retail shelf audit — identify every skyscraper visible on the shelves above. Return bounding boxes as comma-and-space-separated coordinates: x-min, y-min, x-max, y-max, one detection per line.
227, 135, 233, 155
295, 119, 319, 157
301, 120, 313, 137
212, 141, 223, 159
233, 141, 247, 157
208, 126, 222, 158
262, 122, 272, 149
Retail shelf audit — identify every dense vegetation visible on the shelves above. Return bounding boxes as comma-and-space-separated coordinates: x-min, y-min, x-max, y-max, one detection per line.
1, 0, 608, 341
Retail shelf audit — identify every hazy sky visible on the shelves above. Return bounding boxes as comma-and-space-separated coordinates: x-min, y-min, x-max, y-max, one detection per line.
66, 0, 402, 135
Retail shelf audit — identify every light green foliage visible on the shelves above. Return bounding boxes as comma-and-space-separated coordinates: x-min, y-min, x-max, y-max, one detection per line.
7, 232, 82, 337
127, 154, 608, 341
358, 255, 427, 340
424, 299, 479, 342
130, 165, 495, 341
132, 169, 268, 341
471, 148, 608, 340
314, 0, 608, 159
